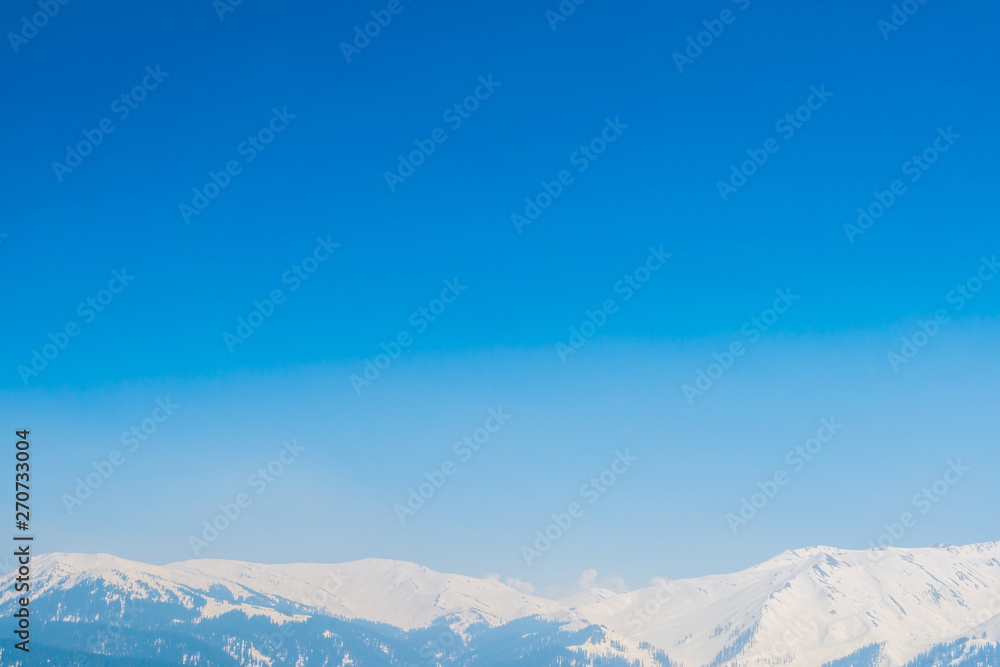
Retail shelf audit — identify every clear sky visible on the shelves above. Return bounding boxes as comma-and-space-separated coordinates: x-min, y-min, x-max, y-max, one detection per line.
1, 0, 999, 592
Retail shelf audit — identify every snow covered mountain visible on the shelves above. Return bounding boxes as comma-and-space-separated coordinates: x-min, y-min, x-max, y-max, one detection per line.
0, 552, 670, 666
2, 542, 1000, 666
570, 542, 1000, 666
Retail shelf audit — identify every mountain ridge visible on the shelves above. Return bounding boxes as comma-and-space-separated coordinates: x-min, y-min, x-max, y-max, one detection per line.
5, 541, 1000, 666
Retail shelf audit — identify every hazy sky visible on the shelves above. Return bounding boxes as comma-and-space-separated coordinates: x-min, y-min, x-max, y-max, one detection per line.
1, 0, 998, 591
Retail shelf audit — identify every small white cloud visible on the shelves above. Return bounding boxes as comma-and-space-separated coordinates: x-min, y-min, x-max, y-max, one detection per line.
603, 575, 627, 593
504, 577, 535, 594
577, 569, 628, 592
483, 573, 534, 594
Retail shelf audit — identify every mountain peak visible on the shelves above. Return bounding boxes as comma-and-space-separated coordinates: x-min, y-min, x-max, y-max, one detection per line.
8, 541, 1000, 666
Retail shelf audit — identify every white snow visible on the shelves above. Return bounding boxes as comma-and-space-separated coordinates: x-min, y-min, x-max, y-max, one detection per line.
574, 542, 1000, 666
6, 541, 1000, 666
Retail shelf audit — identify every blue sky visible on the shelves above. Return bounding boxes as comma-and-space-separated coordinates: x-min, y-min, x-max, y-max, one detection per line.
1, 0, 999, 591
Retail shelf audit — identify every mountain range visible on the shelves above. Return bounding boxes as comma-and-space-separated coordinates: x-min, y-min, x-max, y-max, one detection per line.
3, 542, 1000, 666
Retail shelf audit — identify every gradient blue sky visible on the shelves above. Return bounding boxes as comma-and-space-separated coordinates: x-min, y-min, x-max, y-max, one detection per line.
1, 0, 999, 591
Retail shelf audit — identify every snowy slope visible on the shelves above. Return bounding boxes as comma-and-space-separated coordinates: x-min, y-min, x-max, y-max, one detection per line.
6, 542, 1000, 666
4, 552, 669, 666
13, 552, 565, 631
574, 542, 1000, 666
